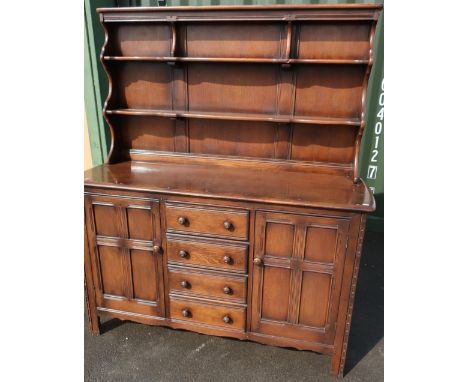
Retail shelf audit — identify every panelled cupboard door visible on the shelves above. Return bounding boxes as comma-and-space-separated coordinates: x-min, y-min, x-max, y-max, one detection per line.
84, 194, 165, 317
251, 211, 350, 346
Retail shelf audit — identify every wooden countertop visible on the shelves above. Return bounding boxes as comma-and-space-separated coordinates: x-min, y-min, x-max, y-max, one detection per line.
84, 161, 375, 212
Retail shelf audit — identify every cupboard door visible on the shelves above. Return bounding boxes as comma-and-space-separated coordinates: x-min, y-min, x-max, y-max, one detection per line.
85, 195, 165, 317
251, 211, 350, 345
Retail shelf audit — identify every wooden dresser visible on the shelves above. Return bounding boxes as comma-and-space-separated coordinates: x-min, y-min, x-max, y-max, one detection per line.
84, 4, 382, 377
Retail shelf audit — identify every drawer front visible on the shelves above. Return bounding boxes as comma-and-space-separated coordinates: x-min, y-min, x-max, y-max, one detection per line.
170, 297, 246, 331
166, 236, 248, 273
169, 268, 247, 303
165, 203, 249, 240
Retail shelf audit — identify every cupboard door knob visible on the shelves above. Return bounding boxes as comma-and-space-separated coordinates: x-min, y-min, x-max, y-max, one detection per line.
253, 257, 263, 266
179, 250, 188, 258
223, 286, 232, 295
223, 255, 232, 264
223, 220, 233, 230
223, 315, 231, 324
178, 216, 187, 225
153, 245, 161, 254
180, 280, 190, 289
182, 308, 191, 318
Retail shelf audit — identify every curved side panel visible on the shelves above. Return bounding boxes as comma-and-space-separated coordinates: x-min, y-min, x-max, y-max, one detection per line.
353, 17, 378, 183
99, 14, 118, 164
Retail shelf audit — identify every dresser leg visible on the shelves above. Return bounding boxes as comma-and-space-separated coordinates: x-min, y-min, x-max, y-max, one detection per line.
85, 220, 101, 335
331, 351, 344, 378
87, 306, 101, 335
85, 280, 101, 335
85, 286, 101, 335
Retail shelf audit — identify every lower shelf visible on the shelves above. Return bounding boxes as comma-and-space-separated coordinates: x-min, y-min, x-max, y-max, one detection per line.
103, 56, 370, 65
106, 108, 361, 126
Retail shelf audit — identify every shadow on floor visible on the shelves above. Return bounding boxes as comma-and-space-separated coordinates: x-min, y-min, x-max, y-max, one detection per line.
99, 318, 126, 335
345, 230, 384, 375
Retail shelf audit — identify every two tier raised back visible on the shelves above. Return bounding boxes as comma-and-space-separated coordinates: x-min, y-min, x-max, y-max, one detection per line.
100, 7, 378, 180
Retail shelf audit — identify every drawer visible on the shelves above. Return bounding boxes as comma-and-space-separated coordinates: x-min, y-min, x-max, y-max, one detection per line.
169, 267, 247, 303
165, 203, 249, 240
166, 235, 248, 273
169, 297, 246, 331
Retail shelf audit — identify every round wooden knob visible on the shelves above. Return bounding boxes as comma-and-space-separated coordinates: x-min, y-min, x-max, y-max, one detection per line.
223, 220, 233, 230
178, 216, 187, 225
153, 245, 161, 254
180, 280, 190, 288
253, 257, 263, 266
182, 308, 191, 317
179, 250, 188, 258
223, 255, 232, 264
223, 286, 232, 295
223, 315, 231, 324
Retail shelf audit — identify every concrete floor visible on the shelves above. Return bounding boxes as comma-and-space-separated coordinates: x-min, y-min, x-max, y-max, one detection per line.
85, 231, 383, 382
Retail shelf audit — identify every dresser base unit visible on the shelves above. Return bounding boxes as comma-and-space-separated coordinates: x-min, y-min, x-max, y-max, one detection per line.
85, 4, 381, 378
84, 162, 372, 377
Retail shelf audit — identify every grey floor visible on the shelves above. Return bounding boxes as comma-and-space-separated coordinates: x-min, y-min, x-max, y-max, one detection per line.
85, 231, 383, 382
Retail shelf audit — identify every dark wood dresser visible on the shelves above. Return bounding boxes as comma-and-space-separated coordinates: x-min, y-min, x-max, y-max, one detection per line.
84, 4, 382, 377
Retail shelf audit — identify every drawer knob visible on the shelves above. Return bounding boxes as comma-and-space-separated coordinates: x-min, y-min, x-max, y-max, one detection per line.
179, 250, 188, 258
180, 280, 190, 289
182, 308, 191, 318
223, 220, 233, 230
223, 315, 231, 324
223, 286, 232, 295
253, 257, 263, 266
178, 216, 188, 225
223, 255, 232, 264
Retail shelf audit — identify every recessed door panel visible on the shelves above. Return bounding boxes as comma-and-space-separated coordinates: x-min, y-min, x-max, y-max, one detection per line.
261, 267, 291, 322
304, 226, 338, 264
265, 222, 295, 258
98, 245, 126, 297
93, 204, 119, 237
298, 272, 332, 328
131, 249, 159, 303
127, 207, 153, 241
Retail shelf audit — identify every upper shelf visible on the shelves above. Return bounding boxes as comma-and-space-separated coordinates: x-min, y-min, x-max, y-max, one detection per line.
103, 56, 369, 65
106, 109, 361, 127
